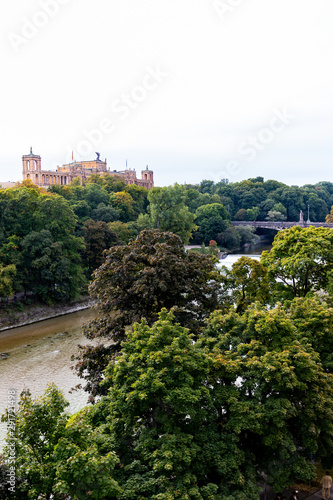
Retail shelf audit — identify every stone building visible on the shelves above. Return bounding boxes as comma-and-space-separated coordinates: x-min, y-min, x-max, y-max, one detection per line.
22, 149, 154, 189
0, 182, 16, 189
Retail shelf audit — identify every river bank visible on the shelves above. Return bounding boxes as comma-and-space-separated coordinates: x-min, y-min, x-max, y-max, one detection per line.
0, 308, 95, 451
0, 296, 92, 332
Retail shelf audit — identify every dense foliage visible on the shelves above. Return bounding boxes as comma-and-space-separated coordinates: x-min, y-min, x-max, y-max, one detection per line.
74, 229, 222, 400
261, 225, 333, 299
3, 174, 333, 497
3, 300, 333, 498
1, 175, 333, 306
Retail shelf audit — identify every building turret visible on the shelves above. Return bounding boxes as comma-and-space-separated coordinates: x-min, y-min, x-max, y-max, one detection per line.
22, 148, 42, 183
141, 165, 154, 189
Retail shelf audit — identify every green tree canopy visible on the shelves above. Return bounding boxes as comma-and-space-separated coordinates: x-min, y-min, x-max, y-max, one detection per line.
193, 203, 230, 244
107, 221, 133, 244
222, 256, 270, 313
4, 297, 333, 497
82, 219, 119, 275
265, 210, 286, 221
145, 185, 196, 244
21, 229, 85, 303
99, 309, 260, 499
261, 226, 333, 299
54, 409, 121, 499
1, 386, 121, 500
0, 263, 16, 300
195, 202, 230, 223
2, 384, 69, 500
75, 229, 222, 399
91, 202, 120, 223
282, 296, 333, 372
202, 305, 333, 492
109, 191, 135, 222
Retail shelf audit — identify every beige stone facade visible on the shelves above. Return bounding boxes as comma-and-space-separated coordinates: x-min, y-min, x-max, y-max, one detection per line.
22, 150, 154, 190
0, 182, 16, 189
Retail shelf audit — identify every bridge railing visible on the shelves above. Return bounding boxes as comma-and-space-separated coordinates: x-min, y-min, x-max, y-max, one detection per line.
231, 221, 333, 229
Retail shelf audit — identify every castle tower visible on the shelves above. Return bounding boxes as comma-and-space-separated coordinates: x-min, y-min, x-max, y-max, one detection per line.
22, 148, 42, 184
141, 165, 154, 189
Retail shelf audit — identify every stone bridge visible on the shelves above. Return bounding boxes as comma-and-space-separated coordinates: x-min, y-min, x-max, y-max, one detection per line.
231, 221, 333, 231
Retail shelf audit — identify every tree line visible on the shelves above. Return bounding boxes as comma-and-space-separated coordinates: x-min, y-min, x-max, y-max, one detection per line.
2, 174, 333, 305
2, 227, 333, 499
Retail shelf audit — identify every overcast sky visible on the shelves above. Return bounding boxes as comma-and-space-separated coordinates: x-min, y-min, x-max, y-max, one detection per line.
0, 0, 332, 187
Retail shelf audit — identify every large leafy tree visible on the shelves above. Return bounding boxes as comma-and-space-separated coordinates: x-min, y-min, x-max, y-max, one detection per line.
82, 218, 119, 275
33, 193, 77, 241
283, 296, 333, 372
0, 184, 42, 235
81, 183, 110, 211
1, 384, 69, 500
0, 187, 87, 303
1, 386, 121, 500
91, 202, 120, 223
261, 226, 333, 299
0, 264, 16, 301
126, 183, 149, 217
90, 304, 333, 497
107, 221, 133, 244
98, 309, 260, 500
109, 191, 135, 222
193, 203, 230, 244
54, 409, 121, 499
222, 256, 270, 313
141, 185, 197, 244
74, 229, 222, 399
202, 305, 333, 492
217, 226, 241, 250
20, 230, 83, 303
304, 192, 328, 222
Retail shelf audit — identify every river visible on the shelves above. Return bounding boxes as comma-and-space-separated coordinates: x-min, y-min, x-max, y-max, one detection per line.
0, 246, 270, 450
0, 309, 94, 450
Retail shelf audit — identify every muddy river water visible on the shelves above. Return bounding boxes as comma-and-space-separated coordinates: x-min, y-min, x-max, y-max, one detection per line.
0, 309, 94, 450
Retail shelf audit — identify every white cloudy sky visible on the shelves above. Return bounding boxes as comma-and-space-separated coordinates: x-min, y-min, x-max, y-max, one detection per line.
0, 0, 332, 187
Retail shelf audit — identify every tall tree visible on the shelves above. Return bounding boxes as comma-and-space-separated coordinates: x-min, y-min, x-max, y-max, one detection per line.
109, 191, 135, 222
54, 409, 121, 499
2, 384, 69, 500
21, 230, 84, 303
0, 263, 16, 300
1, 386, 121, 500
223, 256, 270, 313
82, 219, 119, 274
261, 226, 333, 299
99, 309, 261, 499
144, 185, 196, 244
194, 203, 230, 244
91, 202, 120, 223
283, 296, 333, 373
202, 305, 333, 492
74, 229, 222, 399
